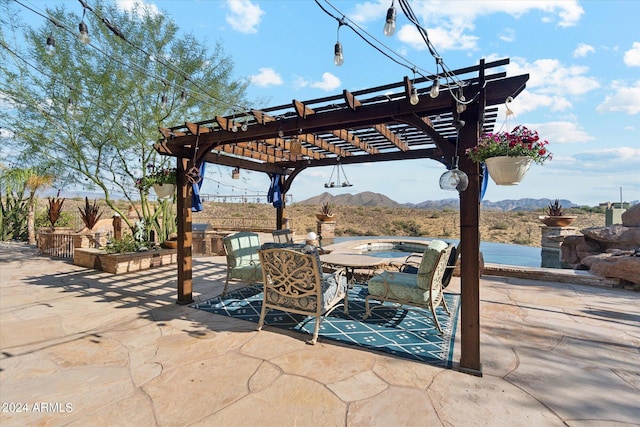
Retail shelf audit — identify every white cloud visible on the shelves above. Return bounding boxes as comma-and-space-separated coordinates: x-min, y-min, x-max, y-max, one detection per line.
529, 121, 594, 144
596, 80, 640, 115
573, 43, 595, 58
310, 73, 341, 91
623, 42, 640, 67
499, 28, 516, 43
573, 147, 640, 172
248, 68, 283, 87
115, 0, 160, 17
225, 0, 264, 34
504, 58, 599, 114
355, 1, 583, 52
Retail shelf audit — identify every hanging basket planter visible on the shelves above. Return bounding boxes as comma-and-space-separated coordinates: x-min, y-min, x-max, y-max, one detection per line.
484, 156, 532, 185
153, 183, 176, 198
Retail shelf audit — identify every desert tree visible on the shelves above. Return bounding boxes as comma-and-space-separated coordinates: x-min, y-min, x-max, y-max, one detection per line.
0, 0, 248, 241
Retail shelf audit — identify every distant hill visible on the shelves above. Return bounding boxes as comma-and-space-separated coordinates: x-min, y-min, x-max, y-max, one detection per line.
297, 191, 402, 208
297, 192, 576, 212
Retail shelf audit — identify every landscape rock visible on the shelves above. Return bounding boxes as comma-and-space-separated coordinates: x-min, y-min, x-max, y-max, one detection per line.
582, 225, 640, 250
622, 203, 640, 227
589, 255, 640, 285
560, 209, 640, 286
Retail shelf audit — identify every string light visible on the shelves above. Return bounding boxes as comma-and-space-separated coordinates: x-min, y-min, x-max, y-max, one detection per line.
45, 33, 56, 55
334, 20, 344, 66
383, 1, 396, 36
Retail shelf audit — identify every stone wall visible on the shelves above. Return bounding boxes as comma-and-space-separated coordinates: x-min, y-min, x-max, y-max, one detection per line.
560, 204, 640, 288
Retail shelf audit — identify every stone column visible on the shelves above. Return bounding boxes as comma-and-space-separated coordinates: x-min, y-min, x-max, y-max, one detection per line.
540, 226, 580, 268
317, 220, 336, 247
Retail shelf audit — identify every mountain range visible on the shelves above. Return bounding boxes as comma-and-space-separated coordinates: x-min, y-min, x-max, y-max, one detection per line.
297, 191, 577, 212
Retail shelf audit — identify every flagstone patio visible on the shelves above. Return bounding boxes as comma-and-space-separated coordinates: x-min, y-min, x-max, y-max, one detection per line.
0, 242, 638, 426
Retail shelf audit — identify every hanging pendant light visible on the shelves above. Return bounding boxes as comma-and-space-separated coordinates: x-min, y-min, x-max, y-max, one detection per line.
439, 119, 468, 192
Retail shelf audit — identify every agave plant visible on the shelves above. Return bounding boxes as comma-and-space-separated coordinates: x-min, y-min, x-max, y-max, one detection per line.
548, 199, 565, 216
78, 197, 103, 230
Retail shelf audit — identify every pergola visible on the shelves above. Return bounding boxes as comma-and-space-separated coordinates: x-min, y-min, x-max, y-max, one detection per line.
156, 58, 529, 375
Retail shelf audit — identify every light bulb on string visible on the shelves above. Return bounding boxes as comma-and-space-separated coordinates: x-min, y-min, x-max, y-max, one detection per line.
78, 21, 90, 44
241, 117, 248, 132
334, 42, 344, 66
334, 21, 344, 66
179, 90, 187, 105
456, 89, 467, 114
160, 94, 167, 108
409, 87, 419, 105
429, 79, 440, 98
383, 1, 396, 36
45, 34, 56, 55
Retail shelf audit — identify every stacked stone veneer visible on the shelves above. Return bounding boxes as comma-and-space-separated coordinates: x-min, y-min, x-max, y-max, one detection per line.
560, 204, 640, 288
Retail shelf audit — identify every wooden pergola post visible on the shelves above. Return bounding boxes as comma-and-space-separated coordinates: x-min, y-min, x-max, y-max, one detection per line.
457, 81, 483, 375
176, 158, 193, 305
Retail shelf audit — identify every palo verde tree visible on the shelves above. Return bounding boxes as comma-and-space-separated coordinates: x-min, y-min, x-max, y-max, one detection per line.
0, 0, 248, 242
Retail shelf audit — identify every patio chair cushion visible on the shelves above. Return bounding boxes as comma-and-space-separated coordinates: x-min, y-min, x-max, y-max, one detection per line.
368, 271, 429, 302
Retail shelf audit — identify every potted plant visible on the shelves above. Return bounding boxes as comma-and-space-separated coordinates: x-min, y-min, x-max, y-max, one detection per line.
136, 164, 177, 198
466, 125, 552, 185
539, 199, 577, 227
315, 202, 335, 221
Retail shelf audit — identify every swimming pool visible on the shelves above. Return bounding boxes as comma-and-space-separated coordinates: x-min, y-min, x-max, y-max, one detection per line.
333, 236, 542, 268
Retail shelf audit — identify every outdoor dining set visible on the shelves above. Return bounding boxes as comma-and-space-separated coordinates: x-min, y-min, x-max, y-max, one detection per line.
221, 230, 458, 345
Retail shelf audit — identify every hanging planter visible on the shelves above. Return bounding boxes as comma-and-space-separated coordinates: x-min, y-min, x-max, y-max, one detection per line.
466, 125, 552, 186
136, 165, 177, 197
153, 183, 176, 199
484, 156, 532, 185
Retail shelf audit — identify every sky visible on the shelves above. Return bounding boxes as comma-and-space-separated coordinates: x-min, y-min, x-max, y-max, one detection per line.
7, 0, 640, 207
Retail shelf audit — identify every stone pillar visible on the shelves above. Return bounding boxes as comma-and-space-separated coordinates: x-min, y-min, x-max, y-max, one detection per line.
540, 226, 580, 268
112, 215, 122, 240
317, 220, 336, 247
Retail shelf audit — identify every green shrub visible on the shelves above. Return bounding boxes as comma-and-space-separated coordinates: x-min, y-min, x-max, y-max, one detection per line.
491, 221, 509, 230
105, 234, 153, 254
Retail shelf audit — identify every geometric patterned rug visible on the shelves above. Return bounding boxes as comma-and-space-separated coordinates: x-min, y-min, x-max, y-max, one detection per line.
192, 284, 460, 367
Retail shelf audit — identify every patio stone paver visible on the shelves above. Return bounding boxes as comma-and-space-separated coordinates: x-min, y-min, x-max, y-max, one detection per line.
0, 242, 638, 426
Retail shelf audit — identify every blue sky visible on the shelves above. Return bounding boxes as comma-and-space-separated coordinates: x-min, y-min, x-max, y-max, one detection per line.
8, 0, 640, 206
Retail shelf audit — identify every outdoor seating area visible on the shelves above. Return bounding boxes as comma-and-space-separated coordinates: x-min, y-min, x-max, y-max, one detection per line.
1, 242, 638, 426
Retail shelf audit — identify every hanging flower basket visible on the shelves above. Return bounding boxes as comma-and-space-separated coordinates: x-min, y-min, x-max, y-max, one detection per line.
484, 156, 532, 185
466, 125, 552, 186
153, 183, 176, 199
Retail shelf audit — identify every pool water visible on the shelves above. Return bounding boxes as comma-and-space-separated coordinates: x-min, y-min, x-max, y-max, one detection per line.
335, 236, 542, 268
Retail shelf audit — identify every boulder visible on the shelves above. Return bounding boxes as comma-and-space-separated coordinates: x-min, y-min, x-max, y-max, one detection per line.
589, 254, 640, 285
582, 225, 640, 251
622, 203, 640, 227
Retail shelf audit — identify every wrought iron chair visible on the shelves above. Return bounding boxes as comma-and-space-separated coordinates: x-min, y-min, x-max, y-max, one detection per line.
257, 246, 348, 344
364, 240, 454, 333
222, 231, 263, 296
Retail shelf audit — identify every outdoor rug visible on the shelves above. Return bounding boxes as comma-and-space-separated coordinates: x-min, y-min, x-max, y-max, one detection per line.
192, 285, 460, 367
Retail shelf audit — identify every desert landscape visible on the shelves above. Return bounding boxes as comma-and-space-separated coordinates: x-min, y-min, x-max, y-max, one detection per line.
192, 201, 604, 247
